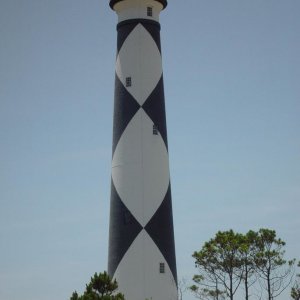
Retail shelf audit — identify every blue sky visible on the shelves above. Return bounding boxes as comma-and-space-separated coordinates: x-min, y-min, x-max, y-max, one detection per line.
0, 1, 299, 299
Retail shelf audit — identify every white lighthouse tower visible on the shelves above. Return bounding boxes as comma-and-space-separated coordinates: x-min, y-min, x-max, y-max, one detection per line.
108, 1, 178, 300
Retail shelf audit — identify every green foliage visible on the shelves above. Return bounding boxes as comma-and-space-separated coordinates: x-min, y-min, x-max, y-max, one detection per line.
291, 261, 300, 300
191, 228, 296, 300
70, 291, 79, 300
254, 229, 295, 300
239, 230, 259, 300
191, 230, 243, 300
70, 272, 125, 300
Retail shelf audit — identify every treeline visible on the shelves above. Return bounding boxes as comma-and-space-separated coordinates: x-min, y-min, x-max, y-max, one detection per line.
190, 228, 298, 300
69, 228, 300, 300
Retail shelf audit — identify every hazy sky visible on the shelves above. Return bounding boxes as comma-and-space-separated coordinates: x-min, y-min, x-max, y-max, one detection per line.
0, 1, 299, 299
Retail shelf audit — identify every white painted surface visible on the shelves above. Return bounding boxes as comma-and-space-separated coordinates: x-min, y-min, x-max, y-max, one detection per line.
112, 109, 169, 227
114, 229, 178, 300
113, 0, 163, 22
116, 23, 162, 106
111, 2, 178, 299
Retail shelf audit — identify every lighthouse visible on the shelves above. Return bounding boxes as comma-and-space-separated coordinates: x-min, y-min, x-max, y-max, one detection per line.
108, 1, 177, 300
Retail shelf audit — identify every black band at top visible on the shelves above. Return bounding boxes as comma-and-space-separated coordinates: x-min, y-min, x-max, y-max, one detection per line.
110, 0, 167, 10
117, 18, 161, 31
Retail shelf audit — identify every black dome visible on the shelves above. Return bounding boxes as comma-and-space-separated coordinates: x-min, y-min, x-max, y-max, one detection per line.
109, 0, 167, 10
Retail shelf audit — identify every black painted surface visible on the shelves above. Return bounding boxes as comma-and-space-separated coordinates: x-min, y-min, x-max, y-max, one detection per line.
142, 76, 168, 150
117, 22, 138, 54
142, 21, 162, 53
108, 181, 143, 277
117, 19, 160, 31
117, 20, 161, 53
145, 184, 177, 284
112, 76, 140, 154
109, 1, 177, 287
109, 0, 168, 10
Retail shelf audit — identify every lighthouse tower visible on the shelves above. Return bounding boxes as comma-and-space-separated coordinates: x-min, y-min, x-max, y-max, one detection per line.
108, 1, 177, 300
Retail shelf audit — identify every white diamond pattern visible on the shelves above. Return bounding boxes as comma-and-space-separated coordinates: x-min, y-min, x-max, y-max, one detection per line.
113, 230, 177, 300
110, 20, 177, 299
116, 24, 162, 106
112, 109, 170, 227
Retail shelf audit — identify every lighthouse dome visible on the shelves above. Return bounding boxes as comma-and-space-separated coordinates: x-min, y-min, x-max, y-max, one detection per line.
109, 0, 167, 10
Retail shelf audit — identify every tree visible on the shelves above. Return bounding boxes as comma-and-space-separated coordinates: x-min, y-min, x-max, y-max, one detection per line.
239, 230, 259, 300
254, 228, 295, 300
190, 274, 226, 300
70, 291, 79, 300
191, 228, 297, 300
178, 277, 189, 300
192, 230, 244, 300
70, 271, 125, 300
291, 261, 300, 300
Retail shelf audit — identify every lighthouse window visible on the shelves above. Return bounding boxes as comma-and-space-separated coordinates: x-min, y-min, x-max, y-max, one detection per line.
153, 124, 158, 135
126, 77, 132, 87
147, 7, 153, 17
159, 262, 165, 273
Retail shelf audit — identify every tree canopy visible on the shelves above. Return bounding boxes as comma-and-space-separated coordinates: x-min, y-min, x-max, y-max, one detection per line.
70, 271, 124, 300
291, 261, 300, 300
190, 228, 296, 300
254, 229, 295, 300
192, 230, 243, 300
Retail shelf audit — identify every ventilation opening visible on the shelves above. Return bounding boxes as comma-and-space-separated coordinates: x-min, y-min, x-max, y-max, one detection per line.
153, 124, 158, 135
147, 7, 153, 17
126, 77, 132, 87
159, 262, 165, 273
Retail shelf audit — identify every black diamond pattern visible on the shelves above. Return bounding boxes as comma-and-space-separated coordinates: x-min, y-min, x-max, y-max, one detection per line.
109, 12, 177, 288
112, 75, 141, 154
144, 184, 177, 284
108, 181, 143, 277
141, 22, 162, 53
117, 22, 138, 54
142, 76, 168, 150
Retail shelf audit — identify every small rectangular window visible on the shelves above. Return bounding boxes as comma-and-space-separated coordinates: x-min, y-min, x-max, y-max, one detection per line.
159, 262, 165, 273
126, 77, 132, 87
147, 7, 153, 17
153, 124, 158, 135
